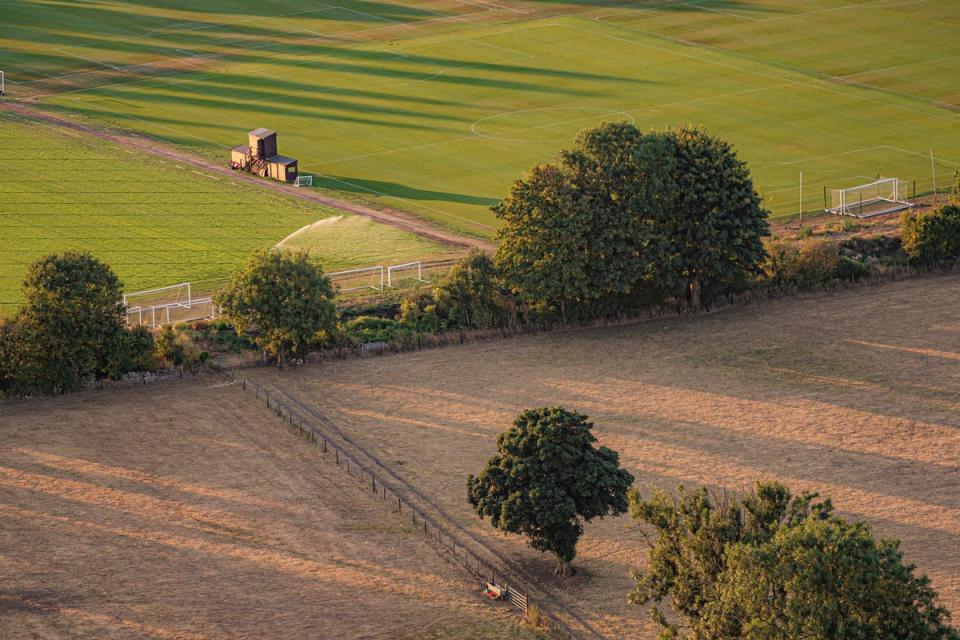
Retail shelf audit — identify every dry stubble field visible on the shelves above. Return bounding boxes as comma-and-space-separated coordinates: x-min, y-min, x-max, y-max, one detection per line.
0, 381, 541, 639
251, 274, 960, 638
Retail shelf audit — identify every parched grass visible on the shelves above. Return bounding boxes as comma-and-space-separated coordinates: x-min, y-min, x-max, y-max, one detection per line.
3, 0, 957, 237
248, 274, 960, 637
0, 112, 449, 313
0, 379, 532, 639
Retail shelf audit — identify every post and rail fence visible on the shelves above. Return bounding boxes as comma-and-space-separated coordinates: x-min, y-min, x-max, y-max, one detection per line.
230, 372, 591, 639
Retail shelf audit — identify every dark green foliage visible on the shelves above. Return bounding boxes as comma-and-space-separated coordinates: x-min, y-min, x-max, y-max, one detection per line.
900, 204, 960, 266
838, 235, 906, 266
434, 250, 508, 330
467, 408, 634, 575
102, 325, 156, 380
16, 252, 128, 393
342, 316, 417, 347
494, 123, 669, 318
630, 482, 958, 640
177, 319, 256, 354
0, 318, 27, 395
215, 250, 337, 366
400, 251, 509, 332
155, 325, 193, 374
493, 123, 768, 315
650, 127, 769, 306
836, 256, 871, 281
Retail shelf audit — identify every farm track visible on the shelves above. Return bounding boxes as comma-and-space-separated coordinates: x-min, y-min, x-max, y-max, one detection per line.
1, 101, 495, 253
245, 375, 608, 640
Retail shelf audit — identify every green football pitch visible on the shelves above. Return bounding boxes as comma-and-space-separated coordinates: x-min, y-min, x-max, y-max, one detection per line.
4, 0, 957, 239
0, 112, 449, 313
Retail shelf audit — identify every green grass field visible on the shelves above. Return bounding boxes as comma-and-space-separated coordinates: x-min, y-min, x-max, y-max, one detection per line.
4, 0, 957, 239
0, 112, 449, 313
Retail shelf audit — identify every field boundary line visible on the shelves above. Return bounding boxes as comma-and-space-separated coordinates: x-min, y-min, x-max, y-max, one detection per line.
234, 373, 608, 639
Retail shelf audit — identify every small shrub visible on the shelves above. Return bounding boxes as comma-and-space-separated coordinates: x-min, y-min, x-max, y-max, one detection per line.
155, 325, 202, 375
798, 225, 813, 239
763, 238, 842, 289
836, 256, 871, 281
900, 204, 960, 266
838, 235, 906, 265
342, 316, 417, 347
398, 290, 443, 333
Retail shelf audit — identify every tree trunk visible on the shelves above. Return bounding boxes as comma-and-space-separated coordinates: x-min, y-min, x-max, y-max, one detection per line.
555, 557, 573, 576
688, 277, 701, 309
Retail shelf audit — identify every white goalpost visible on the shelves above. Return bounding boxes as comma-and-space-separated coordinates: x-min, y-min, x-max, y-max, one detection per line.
327, 265, 384, 292
123, 282, 215, 327
826, 177, 912, 218
386, 261, 428, 287
294, 175, 312, 187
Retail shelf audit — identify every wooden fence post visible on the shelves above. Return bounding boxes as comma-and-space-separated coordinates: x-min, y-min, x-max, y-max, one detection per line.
335, 450, 339, 465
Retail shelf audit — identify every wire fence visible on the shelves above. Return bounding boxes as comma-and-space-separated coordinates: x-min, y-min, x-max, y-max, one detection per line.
231, 372, 583, 638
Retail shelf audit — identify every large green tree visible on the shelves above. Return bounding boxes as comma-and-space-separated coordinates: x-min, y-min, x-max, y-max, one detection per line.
494, 123, 669, 318
467, 407, 634, 575
649, 127, 769, 306
630, 482, 958, 640
494, 123, 767, 315
216, 249, 337, 366
17, 251, 128, 393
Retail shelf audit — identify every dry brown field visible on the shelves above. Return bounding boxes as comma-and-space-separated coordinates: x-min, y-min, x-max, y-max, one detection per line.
251, 274, 960, 638
0, 380, 542, 639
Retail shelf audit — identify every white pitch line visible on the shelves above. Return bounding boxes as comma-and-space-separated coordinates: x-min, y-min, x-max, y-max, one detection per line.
581, 18, 959, 124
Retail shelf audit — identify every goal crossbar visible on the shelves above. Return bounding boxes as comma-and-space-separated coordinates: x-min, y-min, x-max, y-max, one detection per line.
123, 282, 191, 306
826, 177, 912, 218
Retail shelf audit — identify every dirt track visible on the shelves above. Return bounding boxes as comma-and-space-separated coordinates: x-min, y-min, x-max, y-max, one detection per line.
0, 101, 494, 253
250, 274, 960, 638
0, 379, 534, 639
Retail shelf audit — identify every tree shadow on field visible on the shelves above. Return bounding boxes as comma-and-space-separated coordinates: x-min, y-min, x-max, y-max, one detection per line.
314, 176, 499, 207
529, 0, 781, 16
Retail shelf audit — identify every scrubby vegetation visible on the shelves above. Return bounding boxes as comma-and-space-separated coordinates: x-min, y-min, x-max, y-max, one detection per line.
900, 204, 960, 267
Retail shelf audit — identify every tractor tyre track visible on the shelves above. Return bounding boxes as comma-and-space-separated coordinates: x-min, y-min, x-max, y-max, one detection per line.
1, 101, 495, 253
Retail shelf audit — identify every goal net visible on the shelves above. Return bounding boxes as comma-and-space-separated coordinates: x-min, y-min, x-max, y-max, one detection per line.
827, 177, 912, 218
294, 175, 313, 187
327, 266, 384, 293
123, 282, 215, 327
386, 261, 428, 288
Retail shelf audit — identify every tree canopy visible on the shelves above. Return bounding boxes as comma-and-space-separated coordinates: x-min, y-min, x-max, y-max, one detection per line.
467, 407, 634, 575
216, 249, 336, 366
630, 481, 958, 640
494, 123, 768, 315
17, 251, 128, 393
